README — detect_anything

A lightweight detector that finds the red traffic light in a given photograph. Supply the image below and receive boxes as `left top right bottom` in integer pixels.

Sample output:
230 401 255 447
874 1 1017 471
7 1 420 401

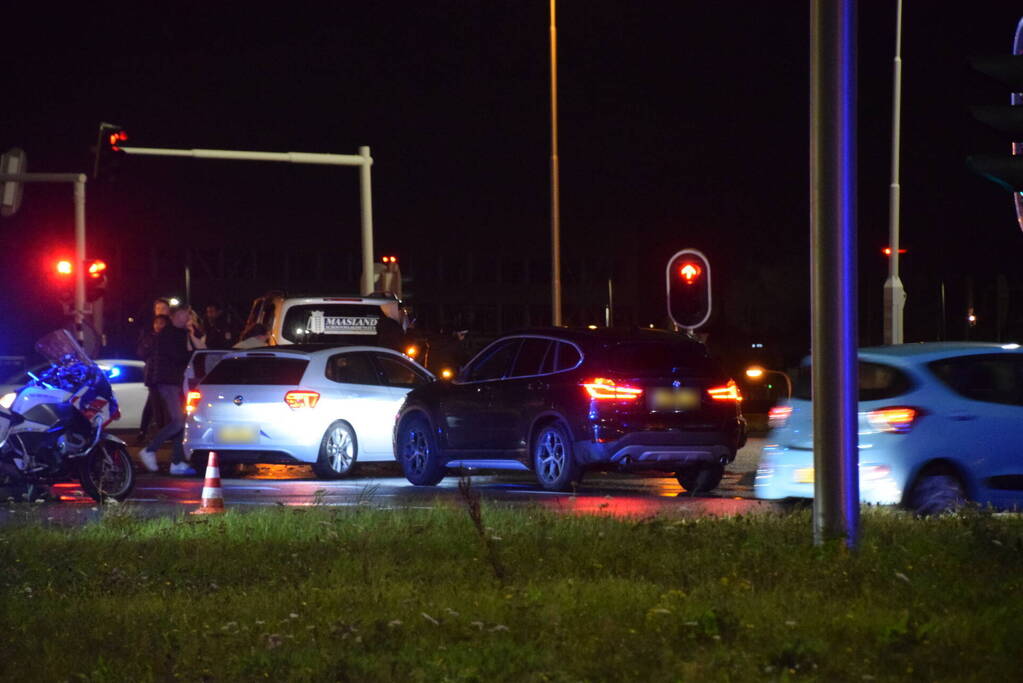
666 249 712 330
881 247 907 256
678 262 702 284
108 130 128 151
88 260 107 278
55 259 73 275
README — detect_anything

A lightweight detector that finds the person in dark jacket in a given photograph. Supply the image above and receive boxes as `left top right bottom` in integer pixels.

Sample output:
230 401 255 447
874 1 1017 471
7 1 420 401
136 315 171 443
202 303 235 349
375 301 407 352
135 299 172 443
138 309 197 475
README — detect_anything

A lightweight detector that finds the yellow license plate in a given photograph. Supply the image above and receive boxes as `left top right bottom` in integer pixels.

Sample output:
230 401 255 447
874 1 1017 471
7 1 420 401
650 387 700 411
795 467 815 484
216 425 259 444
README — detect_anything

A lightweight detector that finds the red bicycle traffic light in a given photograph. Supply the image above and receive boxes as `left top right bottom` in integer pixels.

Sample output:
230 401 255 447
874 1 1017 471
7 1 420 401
666 249 711 330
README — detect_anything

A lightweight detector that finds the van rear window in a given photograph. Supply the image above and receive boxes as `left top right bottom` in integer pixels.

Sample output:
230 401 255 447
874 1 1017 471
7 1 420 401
281 304 381 343
202 357 308 385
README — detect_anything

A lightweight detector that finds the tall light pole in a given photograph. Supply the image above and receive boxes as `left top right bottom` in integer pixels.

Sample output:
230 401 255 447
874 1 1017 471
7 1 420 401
549 0 563 326
883 0 906 344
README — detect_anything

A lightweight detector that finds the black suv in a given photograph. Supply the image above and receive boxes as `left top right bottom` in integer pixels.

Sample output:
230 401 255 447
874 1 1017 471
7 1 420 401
393 328 746 492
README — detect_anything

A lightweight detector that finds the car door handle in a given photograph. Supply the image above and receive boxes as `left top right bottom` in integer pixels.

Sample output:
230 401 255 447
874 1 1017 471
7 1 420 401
528 382 549 391
948 412 977 421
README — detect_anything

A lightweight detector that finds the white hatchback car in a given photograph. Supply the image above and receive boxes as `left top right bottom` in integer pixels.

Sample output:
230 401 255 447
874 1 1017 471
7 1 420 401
184 346 433 477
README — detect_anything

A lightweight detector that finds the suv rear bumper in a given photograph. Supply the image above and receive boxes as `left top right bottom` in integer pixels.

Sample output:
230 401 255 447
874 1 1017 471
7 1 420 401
575 428 741 471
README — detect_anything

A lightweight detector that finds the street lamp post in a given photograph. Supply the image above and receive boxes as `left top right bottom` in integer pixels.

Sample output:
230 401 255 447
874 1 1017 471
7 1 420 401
883 0 906 344
549 0 563 326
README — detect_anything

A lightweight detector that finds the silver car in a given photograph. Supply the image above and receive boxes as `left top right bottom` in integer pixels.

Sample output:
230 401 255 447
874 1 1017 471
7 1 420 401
184 346 433 477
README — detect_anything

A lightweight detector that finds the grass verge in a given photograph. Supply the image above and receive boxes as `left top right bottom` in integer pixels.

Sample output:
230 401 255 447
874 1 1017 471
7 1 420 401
1 502 1021 681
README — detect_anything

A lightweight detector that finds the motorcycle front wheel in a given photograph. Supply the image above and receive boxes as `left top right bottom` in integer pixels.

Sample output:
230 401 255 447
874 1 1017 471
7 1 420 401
77 440 135 503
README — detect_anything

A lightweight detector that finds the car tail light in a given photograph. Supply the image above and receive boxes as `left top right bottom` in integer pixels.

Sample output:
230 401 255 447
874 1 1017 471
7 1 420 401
708 379 741 402
768 404 793 429
284 390 320 409
581 377 644 401
185 391 202 415
867 406 919 433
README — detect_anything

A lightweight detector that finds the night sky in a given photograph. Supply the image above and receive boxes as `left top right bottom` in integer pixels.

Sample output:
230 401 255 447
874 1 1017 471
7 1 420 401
3 1 1023 360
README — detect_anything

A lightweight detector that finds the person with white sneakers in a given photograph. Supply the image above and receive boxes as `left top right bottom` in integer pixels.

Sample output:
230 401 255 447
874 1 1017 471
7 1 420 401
138 308 201 476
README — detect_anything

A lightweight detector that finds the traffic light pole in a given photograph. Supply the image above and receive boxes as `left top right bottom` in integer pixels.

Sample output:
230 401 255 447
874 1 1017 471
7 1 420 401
0 172 89 344
115 145 377 296
809 0 860 547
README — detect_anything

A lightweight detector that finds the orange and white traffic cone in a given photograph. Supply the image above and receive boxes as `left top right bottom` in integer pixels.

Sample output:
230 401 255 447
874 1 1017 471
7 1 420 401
191 451 226 515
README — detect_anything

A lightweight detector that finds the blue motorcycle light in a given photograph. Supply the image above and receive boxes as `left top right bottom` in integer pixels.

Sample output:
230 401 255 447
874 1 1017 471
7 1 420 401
104 366 122 379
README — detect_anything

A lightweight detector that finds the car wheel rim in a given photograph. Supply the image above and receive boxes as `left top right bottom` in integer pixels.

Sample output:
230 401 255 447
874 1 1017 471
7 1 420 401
536 430 565 484
326 426 354 473
914 474 965 514
405 428 429 475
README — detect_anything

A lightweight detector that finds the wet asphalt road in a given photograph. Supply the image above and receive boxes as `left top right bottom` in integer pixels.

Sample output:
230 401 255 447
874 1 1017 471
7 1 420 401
1 437 777 525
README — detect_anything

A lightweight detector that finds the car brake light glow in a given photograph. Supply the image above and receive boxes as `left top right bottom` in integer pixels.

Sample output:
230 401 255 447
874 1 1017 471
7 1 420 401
581 377 643 400
284 390 320 409
768 404 792 429
708 379 741 401
867 407 918 433
185 391 202 414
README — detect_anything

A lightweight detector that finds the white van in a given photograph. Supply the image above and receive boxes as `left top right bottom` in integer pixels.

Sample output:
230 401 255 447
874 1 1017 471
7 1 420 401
244 292 398 346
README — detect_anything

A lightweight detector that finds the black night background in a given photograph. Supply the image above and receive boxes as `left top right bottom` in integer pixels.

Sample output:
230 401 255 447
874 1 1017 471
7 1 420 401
4 1 1023 368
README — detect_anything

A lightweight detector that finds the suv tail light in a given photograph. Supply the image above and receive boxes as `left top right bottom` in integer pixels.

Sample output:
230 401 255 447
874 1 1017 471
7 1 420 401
581 377 644 401
185 391 202 415
768 404 793 429
867 406 919 433
284 390 320 409
707 379 741 402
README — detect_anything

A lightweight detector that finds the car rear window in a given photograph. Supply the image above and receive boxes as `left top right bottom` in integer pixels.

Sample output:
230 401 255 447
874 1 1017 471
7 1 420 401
928 354 1023 406
792 361 912 401
281 304 381 343
202 357 308 385
606 341 716 377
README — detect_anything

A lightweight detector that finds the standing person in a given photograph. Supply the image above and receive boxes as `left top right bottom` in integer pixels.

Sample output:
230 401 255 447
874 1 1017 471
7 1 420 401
375 301 407 352
202 302 235 349
138 308 201 475
135 298 173 444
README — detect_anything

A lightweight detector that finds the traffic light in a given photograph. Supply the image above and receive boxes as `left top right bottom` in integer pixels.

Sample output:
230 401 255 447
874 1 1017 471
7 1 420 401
92 122 128 181
374 256 402 297
86 259 107 302
966 20 1023 231
52 258 74 302
51 258 107 301
666 249 711 330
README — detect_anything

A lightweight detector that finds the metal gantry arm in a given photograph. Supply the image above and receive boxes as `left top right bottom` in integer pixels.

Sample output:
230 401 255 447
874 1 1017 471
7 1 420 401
117 145 377 296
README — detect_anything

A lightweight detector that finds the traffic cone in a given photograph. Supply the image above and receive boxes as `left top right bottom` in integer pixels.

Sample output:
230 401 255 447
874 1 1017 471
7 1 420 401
191 451 226 515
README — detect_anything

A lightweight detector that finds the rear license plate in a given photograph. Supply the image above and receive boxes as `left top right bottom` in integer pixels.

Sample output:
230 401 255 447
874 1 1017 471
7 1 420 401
794 467 814 484
649 387 700 412
216 424 259 444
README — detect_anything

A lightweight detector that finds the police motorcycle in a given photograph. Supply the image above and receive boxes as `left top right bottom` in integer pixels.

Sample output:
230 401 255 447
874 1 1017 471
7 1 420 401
0 330 135 502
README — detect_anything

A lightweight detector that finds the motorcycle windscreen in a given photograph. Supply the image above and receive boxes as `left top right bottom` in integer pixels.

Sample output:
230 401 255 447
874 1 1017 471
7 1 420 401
35 330 94 368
